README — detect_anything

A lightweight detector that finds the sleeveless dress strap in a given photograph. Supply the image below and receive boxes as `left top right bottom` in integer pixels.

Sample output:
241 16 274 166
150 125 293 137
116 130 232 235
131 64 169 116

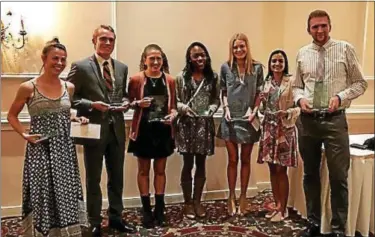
30 80 37 93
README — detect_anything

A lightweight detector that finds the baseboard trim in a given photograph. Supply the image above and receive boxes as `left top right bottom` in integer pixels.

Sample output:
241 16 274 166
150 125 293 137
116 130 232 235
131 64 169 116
1 182 271 217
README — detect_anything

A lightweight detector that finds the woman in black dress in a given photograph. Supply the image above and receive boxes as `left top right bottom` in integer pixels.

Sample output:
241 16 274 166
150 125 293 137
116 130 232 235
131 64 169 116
128 44 177 228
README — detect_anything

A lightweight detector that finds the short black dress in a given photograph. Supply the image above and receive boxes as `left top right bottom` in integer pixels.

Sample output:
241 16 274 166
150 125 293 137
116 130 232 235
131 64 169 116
128 74 175 159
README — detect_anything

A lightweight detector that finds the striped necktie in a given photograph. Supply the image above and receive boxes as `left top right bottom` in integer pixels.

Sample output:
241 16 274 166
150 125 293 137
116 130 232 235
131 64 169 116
313 47 328 108
103 61 113 91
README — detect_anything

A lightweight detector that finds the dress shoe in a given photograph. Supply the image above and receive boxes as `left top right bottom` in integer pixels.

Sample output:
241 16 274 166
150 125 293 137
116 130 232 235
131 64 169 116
108 219 136 234
299 225 320 237
331 232 346 237
91 225 101 237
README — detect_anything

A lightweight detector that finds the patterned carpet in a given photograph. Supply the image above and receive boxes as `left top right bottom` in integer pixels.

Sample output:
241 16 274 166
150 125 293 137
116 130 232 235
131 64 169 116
0 189 312 237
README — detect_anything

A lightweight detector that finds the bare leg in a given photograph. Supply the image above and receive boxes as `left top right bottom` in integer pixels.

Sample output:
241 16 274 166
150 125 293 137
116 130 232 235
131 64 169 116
275 165 289 216
137 158 151 196
225 141 239 195
269 163 281 210
153 158 167 194
239 143 254 196
225 141 239 215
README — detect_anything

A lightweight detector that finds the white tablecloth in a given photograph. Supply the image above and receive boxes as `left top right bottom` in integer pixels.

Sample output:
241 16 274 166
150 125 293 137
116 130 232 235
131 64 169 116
288 134 374 237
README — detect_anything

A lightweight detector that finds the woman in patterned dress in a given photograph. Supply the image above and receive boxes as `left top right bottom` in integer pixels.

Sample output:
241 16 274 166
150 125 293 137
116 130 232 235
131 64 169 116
217 33 264 216
127 44 177 228
257 49 300 222
7 38 89 236
175 42 220 219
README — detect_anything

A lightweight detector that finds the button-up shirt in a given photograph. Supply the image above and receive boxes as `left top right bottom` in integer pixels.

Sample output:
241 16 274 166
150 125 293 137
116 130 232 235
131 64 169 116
293 38 367 109
95 53 115 82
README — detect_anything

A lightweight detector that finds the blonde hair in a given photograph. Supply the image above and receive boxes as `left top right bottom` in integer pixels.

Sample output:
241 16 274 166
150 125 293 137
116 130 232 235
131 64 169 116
227 33 258 75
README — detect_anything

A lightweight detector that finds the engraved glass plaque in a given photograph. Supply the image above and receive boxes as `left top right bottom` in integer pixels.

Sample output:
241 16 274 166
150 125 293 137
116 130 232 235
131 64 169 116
191 96 210 116
148 95 167 122
229 100 246 118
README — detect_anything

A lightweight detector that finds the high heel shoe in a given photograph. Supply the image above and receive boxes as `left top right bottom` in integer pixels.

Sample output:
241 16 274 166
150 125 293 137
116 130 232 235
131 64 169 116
270 211 285 222
237 194 250 215
227 194 236 216
284 208 289 218
265 210 278 219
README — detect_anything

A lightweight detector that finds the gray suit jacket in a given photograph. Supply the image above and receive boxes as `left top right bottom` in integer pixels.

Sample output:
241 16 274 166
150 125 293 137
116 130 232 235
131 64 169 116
66 55 129 146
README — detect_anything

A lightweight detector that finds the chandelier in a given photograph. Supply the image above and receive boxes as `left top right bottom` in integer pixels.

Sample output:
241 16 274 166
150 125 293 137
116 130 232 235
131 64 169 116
1 11 28 49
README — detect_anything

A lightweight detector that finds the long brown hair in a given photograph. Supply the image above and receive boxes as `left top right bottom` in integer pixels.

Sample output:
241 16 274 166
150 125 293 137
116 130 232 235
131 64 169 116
227 33 259 75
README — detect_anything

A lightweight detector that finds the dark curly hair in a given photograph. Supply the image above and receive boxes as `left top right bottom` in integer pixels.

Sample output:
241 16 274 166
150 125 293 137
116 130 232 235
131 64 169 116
182 41 214 84
266 49 290 80
139 44 169 73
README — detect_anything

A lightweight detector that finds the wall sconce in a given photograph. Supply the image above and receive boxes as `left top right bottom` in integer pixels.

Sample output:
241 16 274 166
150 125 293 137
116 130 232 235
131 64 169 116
1 11 28 49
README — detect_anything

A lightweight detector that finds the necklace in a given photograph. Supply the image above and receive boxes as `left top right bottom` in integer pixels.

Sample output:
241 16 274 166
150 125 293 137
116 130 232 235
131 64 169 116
149 77 158 87
237 65 246 85
239 73 245 84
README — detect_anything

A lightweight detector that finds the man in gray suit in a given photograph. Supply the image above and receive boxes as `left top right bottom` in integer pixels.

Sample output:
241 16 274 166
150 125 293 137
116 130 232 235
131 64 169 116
67 25 136 236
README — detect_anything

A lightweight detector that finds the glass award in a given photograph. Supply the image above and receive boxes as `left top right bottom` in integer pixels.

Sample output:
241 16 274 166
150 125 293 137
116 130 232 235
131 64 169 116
148 95 167 122
191 96 210 117
229 100 246 120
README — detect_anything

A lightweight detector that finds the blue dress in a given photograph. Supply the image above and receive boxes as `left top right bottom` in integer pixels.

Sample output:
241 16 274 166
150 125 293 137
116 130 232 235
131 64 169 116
216 62 264 144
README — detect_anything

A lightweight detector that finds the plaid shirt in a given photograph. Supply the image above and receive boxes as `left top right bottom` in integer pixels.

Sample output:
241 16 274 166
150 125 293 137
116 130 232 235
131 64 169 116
293 39 368 109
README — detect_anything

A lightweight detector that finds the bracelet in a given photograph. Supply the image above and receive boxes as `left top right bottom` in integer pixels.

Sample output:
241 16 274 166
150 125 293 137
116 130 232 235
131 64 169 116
223 105 228 109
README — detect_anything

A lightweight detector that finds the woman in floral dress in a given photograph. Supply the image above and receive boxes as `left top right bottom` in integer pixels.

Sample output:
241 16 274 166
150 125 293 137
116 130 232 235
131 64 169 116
7 38 88 236
257 49 300 222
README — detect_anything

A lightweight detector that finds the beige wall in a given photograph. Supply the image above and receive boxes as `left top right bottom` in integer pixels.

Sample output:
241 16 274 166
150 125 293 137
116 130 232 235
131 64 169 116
1 2 373 112
363 2 374 76
116 2 370 77
1 2 374 216
0 2 373 78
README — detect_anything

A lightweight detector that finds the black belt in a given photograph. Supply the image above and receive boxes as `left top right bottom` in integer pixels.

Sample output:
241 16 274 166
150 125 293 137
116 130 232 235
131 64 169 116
301 109 345 119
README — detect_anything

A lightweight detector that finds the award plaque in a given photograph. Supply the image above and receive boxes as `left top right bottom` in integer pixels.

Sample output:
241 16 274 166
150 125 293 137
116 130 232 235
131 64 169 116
148 95 167 122
190 96 210 117
228 100 246 118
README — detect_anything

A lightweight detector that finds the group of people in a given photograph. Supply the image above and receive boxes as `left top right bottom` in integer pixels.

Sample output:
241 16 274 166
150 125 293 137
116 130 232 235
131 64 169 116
7 9 367 237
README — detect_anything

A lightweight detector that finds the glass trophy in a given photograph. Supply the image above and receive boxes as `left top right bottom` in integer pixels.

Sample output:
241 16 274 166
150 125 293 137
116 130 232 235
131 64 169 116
148 95 167 122
228 100 247 122
191 97 210 117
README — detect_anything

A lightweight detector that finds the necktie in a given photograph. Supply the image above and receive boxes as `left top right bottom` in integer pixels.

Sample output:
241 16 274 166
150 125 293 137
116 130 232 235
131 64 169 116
313 47 328 108
103 61 113 91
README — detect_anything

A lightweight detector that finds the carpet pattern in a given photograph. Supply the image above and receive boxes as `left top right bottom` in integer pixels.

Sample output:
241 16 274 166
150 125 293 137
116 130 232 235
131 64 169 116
1 189 310 237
